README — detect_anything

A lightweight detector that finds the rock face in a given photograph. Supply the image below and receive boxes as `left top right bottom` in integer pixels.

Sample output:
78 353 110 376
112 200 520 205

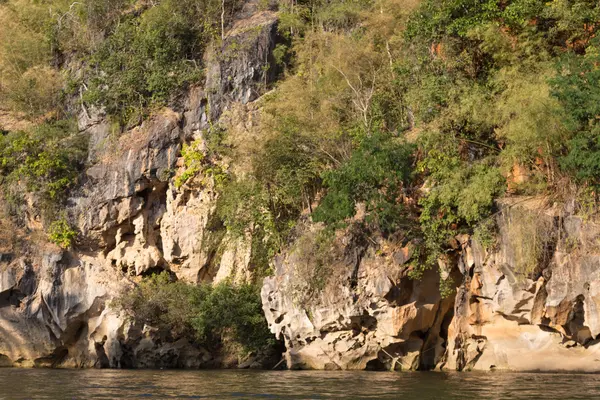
262 223 454 371
4 2 600 373
263 198 600 372
443 198 600 372
0 4 280 368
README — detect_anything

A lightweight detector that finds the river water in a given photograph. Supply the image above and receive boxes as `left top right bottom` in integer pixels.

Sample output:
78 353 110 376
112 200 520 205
0 369 599 399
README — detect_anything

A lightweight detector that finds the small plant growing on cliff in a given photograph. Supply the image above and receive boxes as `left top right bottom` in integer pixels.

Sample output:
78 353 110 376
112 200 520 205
216 178 286 277
175 139 229 189
0 120 87 221
289 227 336 305
473 219 498 251
175 140 205 188
48 217 77 248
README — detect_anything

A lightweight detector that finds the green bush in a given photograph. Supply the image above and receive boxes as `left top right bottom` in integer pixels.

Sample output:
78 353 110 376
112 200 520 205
405 0 501 40
404 0 587 42
48 217 78 248
216 178 285 277
313 132 415 233
84 10 200 124
254 121 325 222
192 282 276 353
560 127 600 186
114 272 202 338
84 0 243 124
551 38 600 186
115 273 275 353
0 120 87 219
416 131 505 272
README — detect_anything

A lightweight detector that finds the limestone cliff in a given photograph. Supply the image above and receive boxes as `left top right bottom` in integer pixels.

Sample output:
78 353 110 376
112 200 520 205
0 3 280 368
3 1 600 374
263 198 600 371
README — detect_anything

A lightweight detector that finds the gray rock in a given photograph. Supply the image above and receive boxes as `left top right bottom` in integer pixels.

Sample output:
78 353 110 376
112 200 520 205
0 5 281 369
262 223 452 370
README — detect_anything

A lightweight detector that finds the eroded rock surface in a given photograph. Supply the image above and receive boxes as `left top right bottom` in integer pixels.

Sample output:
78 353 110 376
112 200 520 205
263 198 600 372
0 3 280 369
444 198 600 372
262 223 454 370
4 1 600 374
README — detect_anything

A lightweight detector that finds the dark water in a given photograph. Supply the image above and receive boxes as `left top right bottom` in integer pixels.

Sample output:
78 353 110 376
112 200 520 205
0 369 599 399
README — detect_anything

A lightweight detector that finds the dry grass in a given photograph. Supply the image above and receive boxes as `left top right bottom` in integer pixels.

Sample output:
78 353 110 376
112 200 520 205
501 204 554 277
0 194 18 254
0 109 34 132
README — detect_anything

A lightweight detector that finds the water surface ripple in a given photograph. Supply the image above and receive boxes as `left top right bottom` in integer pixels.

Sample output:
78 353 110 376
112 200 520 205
0 369 598 399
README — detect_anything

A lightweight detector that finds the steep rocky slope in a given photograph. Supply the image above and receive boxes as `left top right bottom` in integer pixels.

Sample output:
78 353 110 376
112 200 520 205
263 198 600 371
0 3 280 368
3 0 600 373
